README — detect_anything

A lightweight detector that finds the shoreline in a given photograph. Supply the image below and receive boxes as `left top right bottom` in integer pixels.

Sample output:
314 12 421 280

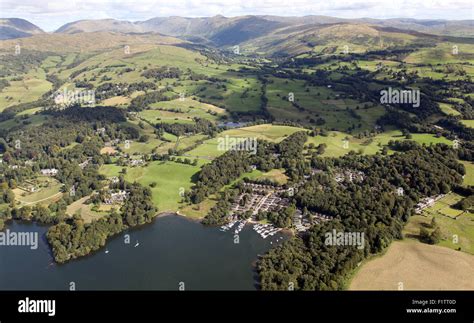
172 210 203 223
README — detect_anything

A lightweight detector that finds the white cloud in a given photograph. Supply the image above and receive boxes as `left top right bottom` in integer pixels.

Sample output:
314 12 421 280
0 0 472 31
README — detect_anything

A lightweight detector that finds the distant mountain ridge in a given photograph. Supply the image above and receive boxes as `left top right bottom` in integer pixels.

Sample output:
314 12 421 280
1 15 472 49
0 18 44 40
55 19 142 34
55 15 288 46
53 15 474 42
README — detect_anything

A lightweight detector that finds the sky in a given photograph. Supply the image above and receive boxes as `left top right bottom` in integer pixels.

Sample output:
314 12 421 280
0 0 473 32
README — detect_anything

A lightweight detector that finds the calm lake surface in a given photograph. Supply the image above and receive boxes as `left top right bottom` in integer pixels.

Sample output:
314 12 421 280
0 215 287 290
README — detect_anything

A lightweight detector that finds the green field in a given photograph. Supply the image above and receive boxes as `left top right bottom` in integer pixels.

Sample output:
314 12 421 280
119 132 209 156
145 98 226 124
0 69 52 111
179 197 218 219
101 161 200 212
461 120 474 129
140 109 196 125
404 210 474 255
460 161 474 186
185 125 454 160
119 137 168 154
193 76 262 113
13 177 63 206
0 114 48 131
436 212 474 254
99 164 124 177
186 124 305 159
404 42 474 65
420 193 465 219
17 107 43 116
116 120 169 154
439 102 461 116
305 130 453 157
66 195 109 223
257 169 288 185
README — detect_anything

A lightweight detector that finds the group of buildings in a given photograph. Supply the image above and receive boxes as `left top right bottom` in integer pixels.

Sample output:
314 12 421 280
230 183 292 216
228 181 333 235
414 195 445 214
334 169 365 184
103 190 129 205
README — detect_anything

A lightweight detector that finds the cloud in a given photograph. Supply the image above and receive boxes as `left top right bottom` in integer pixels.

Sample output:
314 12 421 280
1 0 472 31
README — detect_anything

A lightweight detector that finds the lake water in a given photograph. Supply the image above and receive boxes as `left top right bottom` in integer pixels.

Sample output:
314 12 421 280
0 215 287 290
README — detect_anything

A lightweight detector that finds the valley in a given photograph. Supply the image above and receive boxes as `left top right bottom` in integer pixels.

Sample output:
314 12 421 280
0 12 473 292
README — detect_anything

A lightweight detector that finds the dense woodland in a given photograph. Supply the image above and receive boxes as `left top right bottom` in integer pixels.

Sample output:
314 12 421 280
47 181 156 263
258 145 464 290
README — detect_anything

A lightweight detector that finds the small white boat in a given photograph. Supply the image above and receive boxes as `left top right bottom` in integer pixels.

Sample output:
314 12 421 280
134 241 140 247
105 249 109 254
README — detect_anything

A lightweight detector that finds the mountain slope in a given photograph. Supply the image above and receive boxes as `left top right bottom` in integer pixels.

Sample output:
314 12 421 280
263 16 474 38
55 19 142 34
51 15 474 52
139 15 286 45
240 22 474 56
0 31 184 53
56 16 287 46
0 18 44 40
364 18 474 38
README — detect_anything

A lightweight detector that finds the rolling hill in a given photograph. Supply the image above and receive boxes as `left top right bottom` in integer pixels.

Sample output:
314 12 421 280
241 22 474 56
0 31 184 53
241 23 420 56
0 18 44 40
263 16 474 38
55 19 142 34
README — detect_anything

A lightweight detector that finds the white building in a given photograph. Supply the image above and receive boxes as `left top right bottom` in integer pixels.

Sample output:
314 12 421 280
40 168 59 176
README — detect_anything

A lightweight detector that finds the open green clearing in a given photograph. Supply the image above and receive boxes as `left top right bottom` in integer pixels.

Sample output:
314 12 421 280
0 114 48 131
305 130 453 157
185 125 453 160
66 195 110 223
438 102 461 116
422 193 465 219
0 69 52 111
461 120 474 129
460 161 474 186
186 124 305 159
100 161 200 213
141 98 226 124
404 210 474 255
13 177 63 206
